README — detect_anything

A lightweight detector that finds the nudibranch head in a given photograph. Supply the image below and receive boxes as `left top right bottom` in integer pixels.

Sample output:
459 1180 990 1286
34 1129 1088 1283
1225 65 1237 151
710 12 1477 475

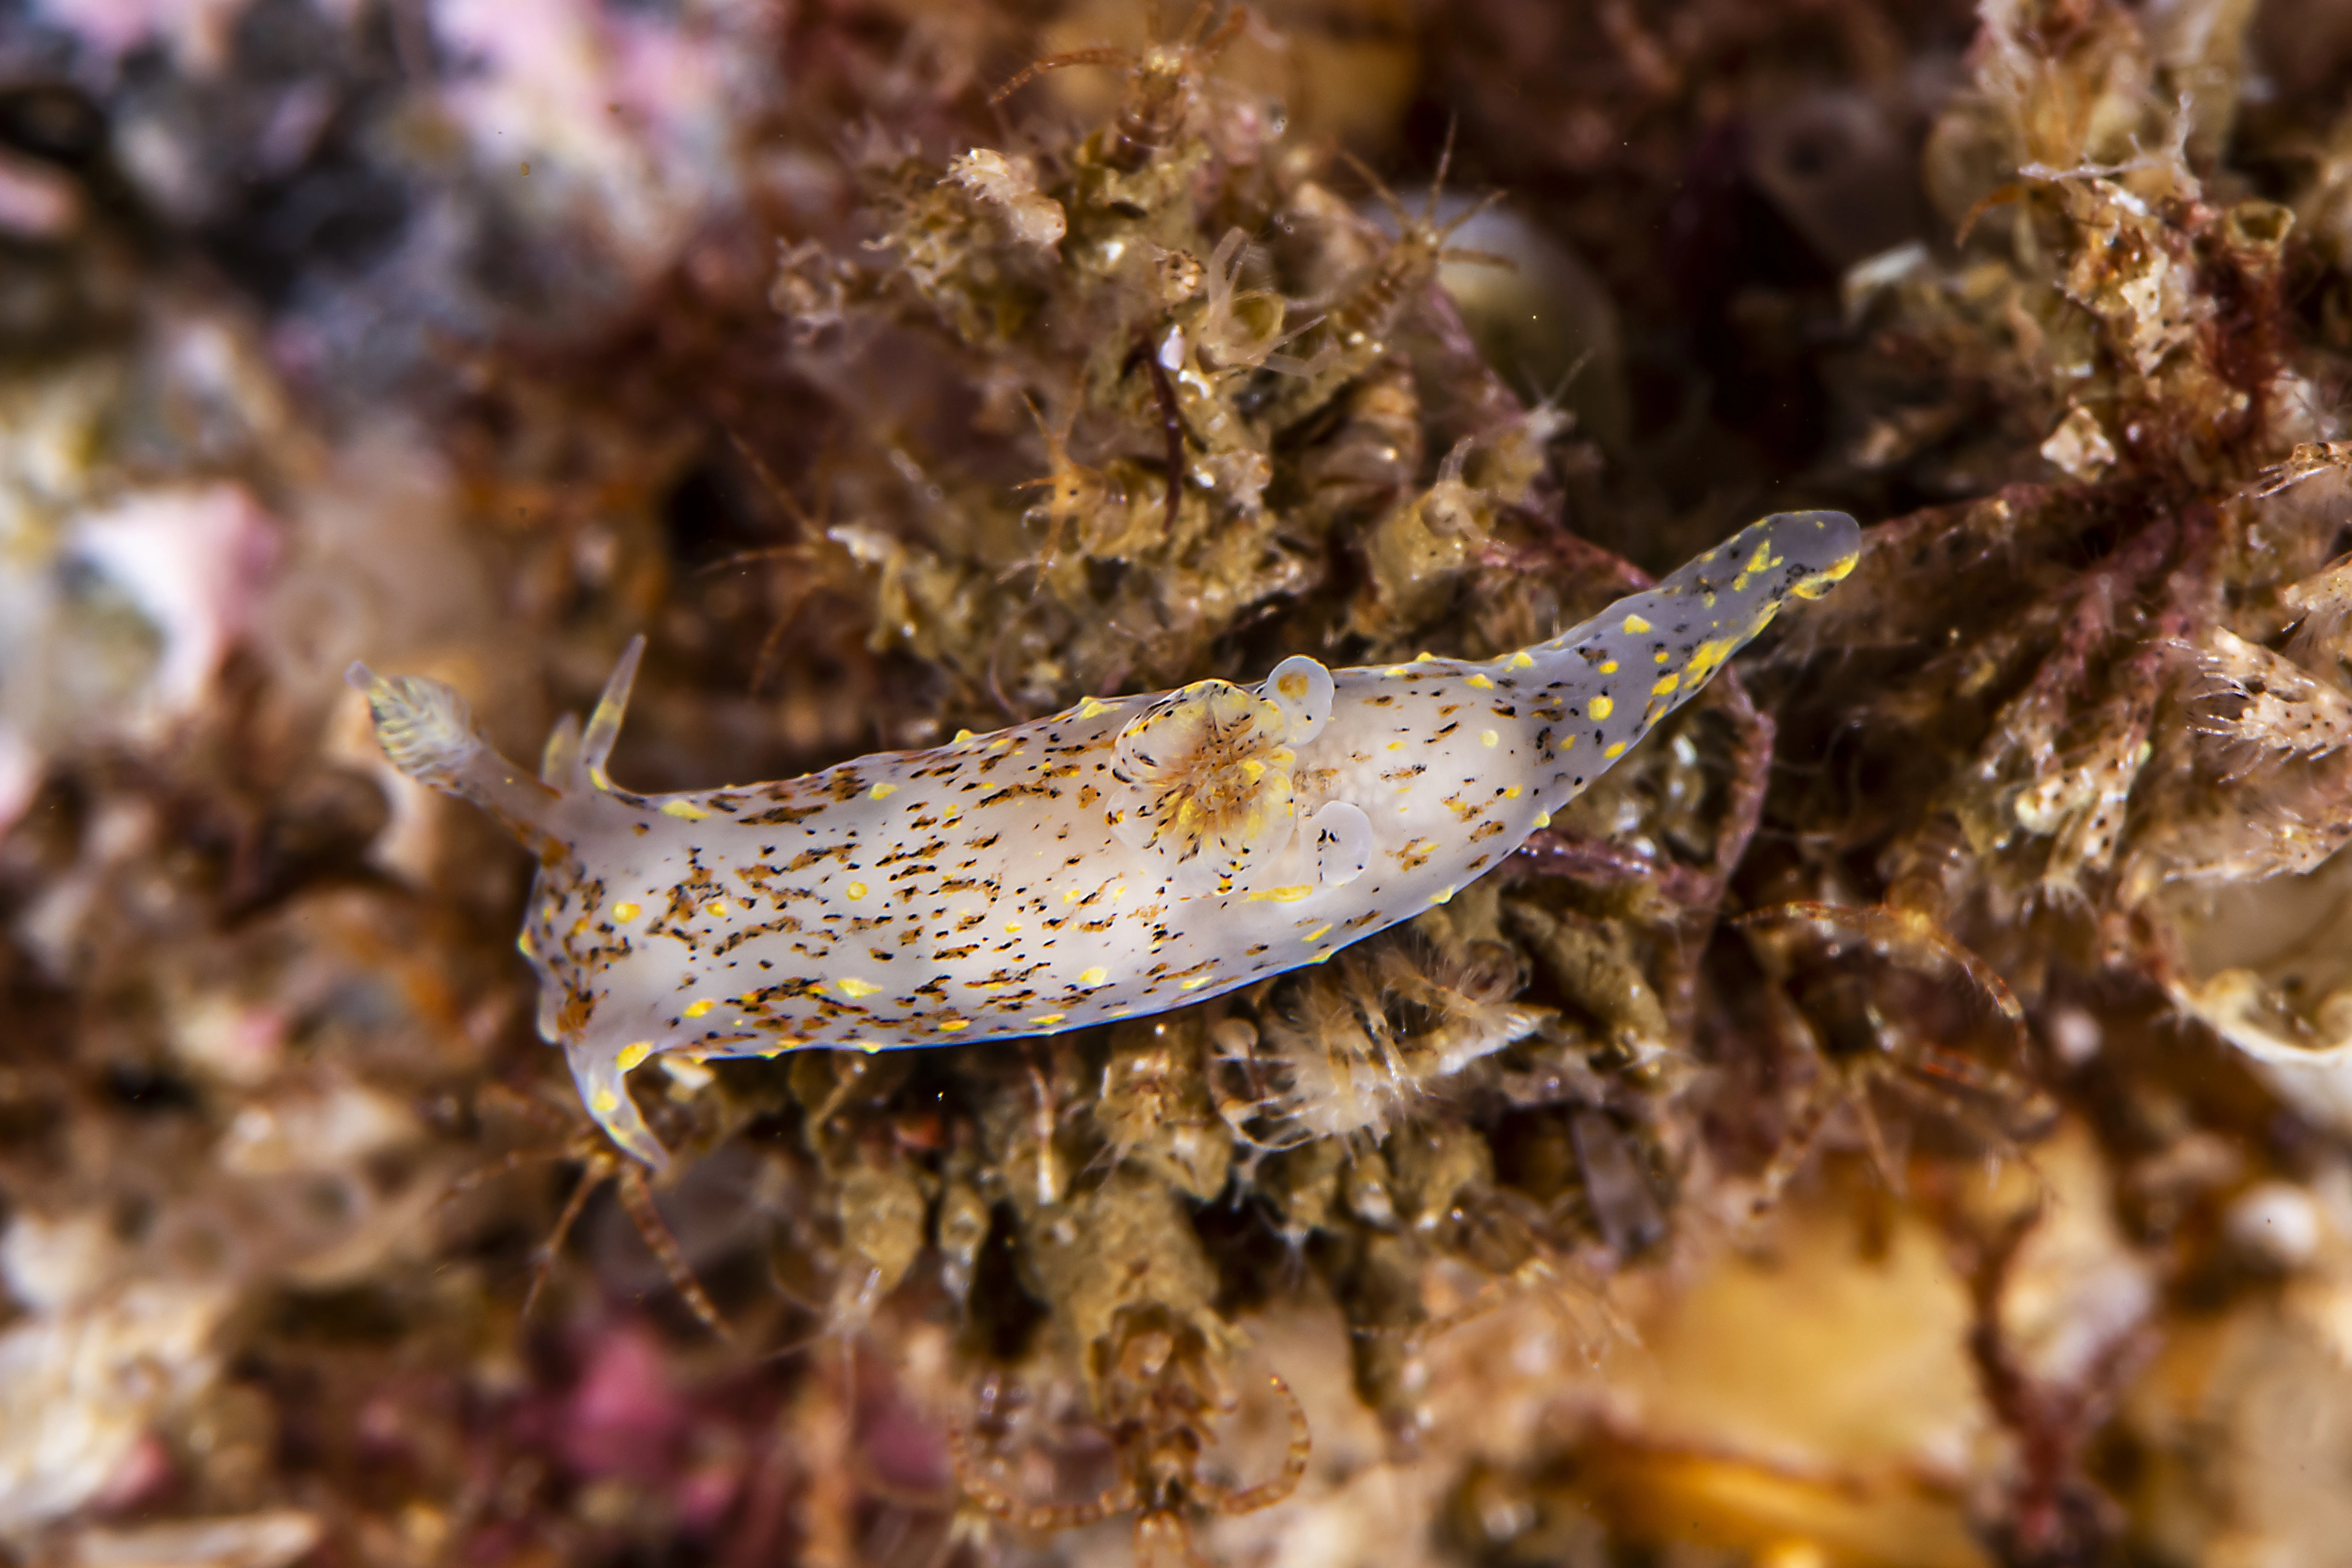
1109 655 1332 896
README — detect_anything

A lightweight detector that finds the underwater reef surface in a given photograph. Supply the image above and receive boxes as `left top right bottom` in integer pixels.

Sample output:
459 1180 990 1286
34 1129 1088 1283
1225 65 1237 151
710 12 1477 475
7 0 2352 1564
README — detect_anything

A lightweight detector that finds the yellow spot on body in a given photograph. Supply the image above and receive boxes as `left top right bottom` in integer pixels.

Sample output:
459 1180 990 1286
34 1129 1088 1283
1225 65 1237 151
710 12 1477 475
589 764 614 792
592 1088 620 1115
1623 613 1652 634
1590 696 1615 720
857 1039 883 1055
516 930 537 958
1532 810 1551 828
1247 885 1315 903
1077 698 1112 719
1032 1013 1066 1026
1465 673 1495 689
835 976 882 999
1388 740 1404 750
1686 636 1739 683
1508 650 1535 669
617 1042 653 1072
846 881 868 900
1180 976 1214 990
684 999 715 1019
870 781 898 799
1004 919 1024 933
1481 729 1499 748
1303 923 1334 943
1655 649 1671 663
661 799 710 821
1415 651 1436 662
1063 888 1082 904
953 728 975 743
1732 573 1749 593
705 900 728 918
1505 785 1522 799
1385 665 1411 676
938 1019 970 1033
1277 672 1309 699
1431 886 1456 905
1746 542 1782 574
987 736 1012 752
1241 759 1266 781
1605 741 1627 758
1793 553 1858 598
1599 661 1618 673
1652 673 1680 694
612 901 641 921
1079 967 1109 986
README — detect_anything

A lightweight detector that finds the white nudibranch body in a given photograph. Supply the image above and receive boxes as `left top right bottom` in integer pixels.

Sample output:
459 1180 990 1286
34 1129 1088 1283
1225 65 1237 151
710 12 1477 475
351 510 1860 1165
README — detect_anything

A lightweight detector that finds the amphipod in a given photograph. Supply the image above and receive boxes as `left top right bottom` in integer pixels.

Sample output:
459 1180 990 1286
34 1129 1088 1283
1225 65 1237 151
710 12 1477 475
353 509 1860 1164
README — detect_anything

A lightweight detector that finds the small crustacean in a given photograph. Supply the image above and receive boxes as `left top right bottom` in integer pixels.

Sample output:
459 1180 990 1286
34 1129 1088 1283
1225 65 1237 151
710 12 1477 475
439 1082 733 1338
1324 150 1507 355
1734 901 2056 1214
349 509 1860 1165
1260 128 1512 430
1014 394 1124 570
2247 439 2352 499
950 1308 1309 1567
989 1 1248 173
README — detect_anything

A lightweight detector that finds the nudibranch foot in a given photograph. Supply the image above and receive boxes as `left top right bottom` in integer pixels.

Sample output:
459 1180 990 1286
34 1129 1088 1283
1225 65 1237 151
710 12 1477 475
567 1038 671 1171
353 508 1862 1164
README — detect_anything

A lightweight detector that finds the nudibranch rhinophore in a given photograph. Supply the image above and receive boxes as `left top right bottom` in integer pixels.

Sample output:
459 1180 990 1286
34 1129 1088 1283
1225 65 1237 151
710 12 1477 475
351 509 1860 1164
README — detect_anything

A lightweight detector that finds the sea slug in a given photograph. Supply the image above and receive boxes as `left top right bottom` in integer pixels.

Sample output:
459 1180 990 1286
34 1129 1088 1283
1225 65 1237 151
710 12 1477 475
351 509 1861 1164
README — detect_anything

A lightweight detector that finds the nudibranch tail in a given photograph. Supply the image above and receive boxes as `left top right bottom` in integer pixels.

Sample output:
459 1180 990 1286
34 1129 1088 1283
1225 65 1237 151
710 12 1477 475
1518 508 1861 764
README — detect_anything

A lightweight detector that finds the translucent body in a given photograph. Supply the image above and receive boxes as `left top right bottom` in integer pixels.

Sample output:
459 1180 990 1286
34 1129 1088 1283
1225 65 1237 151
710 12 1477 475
352 510 1860 1164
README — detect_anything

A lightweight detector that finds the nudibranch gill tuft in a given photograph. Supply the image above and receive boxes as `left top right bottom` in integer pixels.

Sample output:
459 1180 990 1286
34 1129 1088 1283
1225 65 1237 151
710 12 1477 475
350 509 1861 1165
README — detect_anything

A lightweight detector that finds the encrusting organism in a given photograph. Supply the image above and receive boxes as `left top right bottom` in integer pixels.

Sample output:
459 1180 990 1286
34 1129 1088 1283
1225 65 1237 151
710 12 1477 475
350 510 1860 1165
